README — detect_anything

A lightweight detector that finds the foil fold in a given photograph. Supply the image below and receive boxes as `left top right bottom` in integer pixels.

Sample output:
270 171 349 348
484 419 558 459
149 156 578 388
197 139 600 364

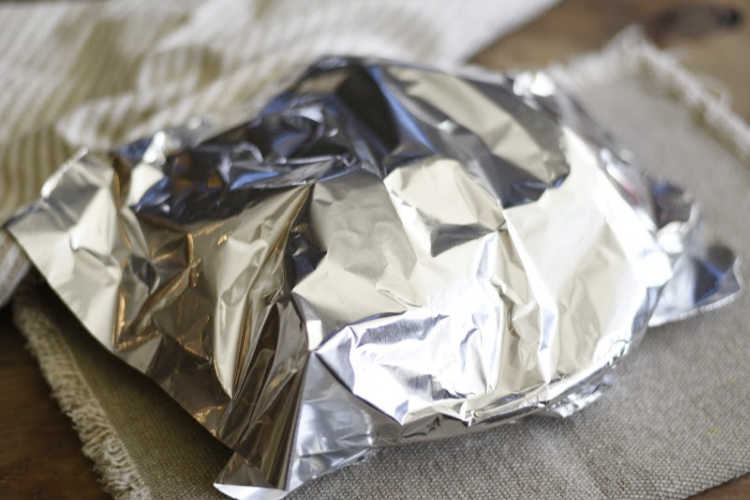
7 57 740 499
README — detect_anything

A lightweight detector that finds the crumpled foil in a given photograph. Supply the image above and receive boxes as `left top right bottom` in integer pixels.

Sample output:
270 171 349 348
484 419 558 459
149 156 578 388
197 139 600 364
7 57 741 499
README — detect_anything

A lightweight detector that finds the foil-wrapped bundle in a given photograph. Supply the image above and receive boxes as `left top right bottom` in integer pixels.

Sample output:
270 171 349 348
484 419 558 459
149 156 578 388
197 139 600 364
7 57 740 499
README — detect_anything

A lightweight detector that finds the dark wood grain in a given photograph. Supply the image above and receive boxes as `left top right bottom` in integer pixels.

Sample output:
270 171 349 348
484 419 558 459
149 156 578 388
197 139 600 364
1 1 748 499
0 305 108 500
474 0 750 122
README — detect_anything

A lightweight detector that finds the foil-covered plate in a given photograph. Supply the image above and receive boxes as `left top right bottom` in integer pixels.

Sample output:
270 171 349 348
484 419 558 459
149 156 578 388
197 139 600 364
7 57 740 499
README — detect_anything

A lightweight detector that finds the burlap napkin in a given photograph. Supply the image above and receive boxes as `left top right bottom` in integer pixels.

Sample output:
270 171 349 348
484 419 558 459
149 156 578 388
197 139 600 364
12 31 750 500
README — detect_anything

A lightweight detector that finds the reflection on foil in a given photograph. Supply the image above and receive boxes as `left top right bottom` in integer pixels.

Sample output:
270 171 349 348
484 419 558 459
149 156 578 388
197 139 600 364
7 57 740 499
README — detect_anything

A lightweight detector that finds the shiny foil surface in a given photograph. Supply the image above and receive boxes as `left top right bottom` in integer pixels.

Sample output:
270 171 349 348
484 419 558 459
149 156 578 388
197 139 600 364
8 57 741 499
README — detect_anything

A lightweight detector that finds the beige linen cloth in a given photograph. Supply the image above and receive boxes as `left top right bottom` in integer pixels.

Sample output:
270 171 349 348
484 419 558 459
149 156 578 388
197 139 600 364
3 3 750 499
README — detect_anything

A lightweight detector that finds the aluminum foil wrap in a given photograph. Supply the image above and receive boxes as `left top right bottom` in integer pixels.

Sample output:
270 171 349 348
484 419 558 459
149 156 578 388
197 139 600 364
7 57 741 499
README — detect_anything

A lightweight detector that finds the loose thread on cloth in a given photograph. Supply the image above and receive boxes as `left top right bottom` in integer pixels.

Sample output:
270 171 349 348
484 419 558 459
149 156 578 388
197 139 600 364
12 289 152 500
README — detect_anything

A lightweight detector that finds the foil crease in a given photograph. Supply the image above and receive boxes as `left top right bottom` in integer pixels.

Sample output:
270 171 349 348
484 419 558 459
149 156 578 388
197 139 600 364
7 57 741 499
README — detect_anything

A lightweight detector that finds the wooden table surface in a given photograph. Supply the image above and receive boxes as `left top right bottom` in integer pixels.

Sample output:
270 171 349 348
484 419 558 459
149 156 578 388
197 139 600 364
475 0 750 123
1 1 749 499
